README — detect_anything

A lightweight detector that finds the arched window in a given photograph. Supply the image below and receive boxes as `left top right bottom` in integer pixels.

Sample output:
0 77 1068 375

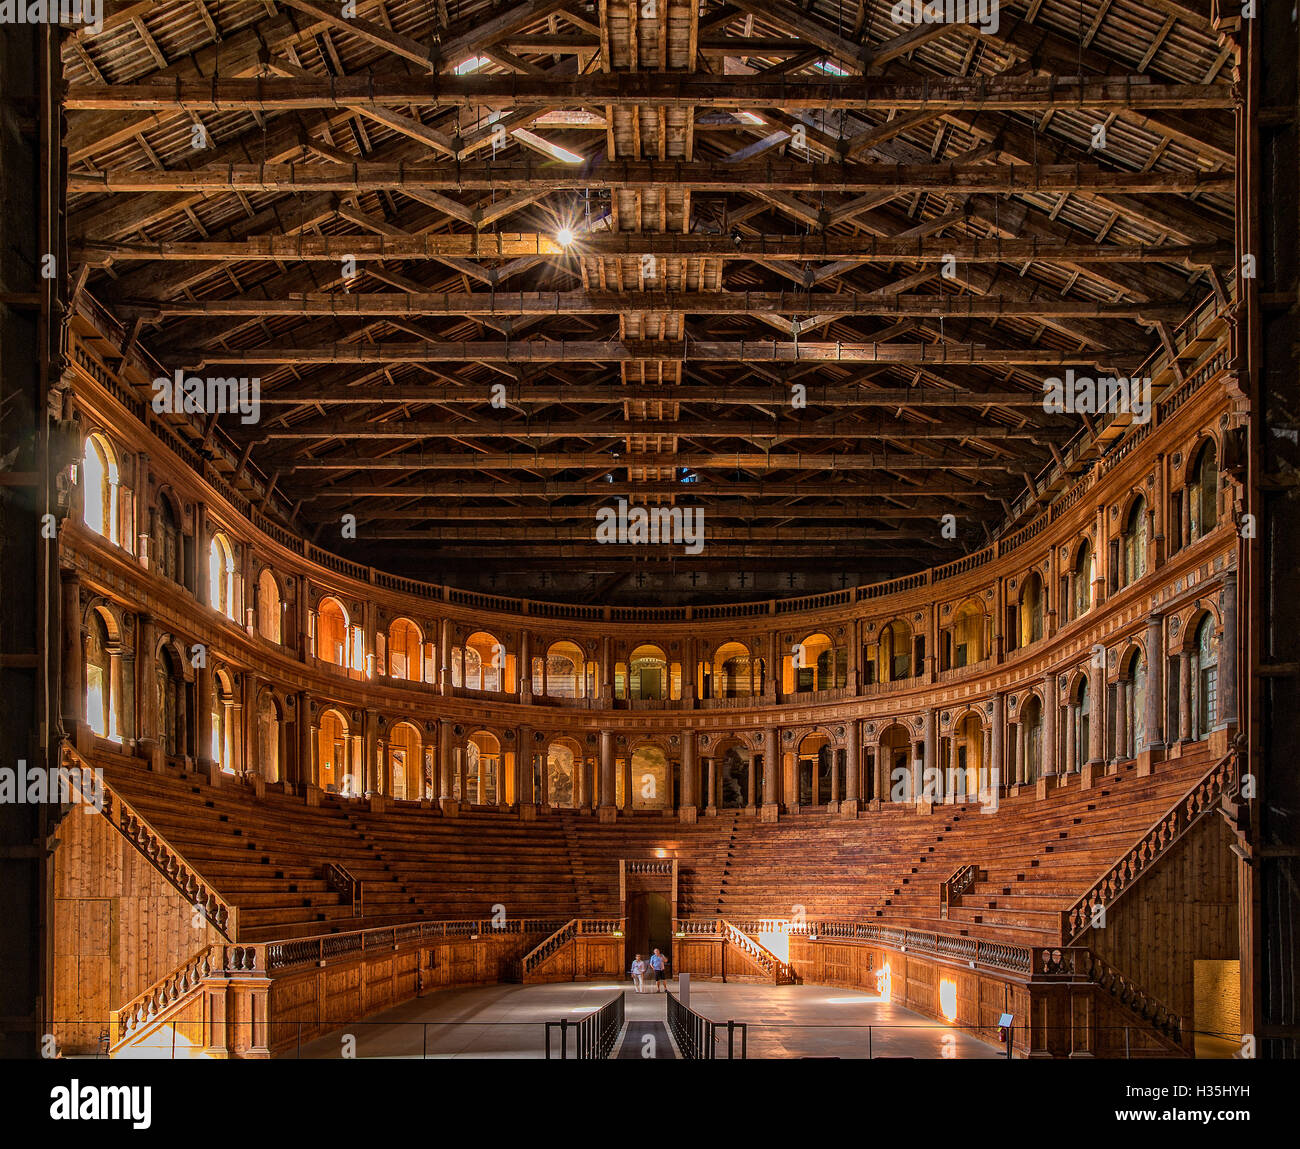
789 633 837 693
466 731 501 804
719 744 751 808
317 597 350 667
628 644 670 701
874 619 912 683
317 709 350 794
157 644 187 758
948 600 986 668
713 641 756 698
463 632 509 692
1021 696 1042 784
1195 615 1219 737
879 724 912 802
387 618 423 681
796 733 833 807
1018 572 1044 647
627 744 669 809
85 609 116 740
1121 497 1148 587
1072 541 1094 620
256 691 281 783
257 569 282 643
208 532 237 620
1119 649 1146 759
155 494 182 586
546 740 580 807
954 714 983 797
543 641 585 699
212 670 235 773
1190 442 1219 541
387 723 422 800
82 434 119 544
1074 678 1091 770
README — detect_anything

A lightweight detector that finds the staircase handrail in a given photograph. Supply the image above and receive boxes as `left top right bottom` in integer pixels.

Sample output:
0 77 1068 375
111 941 265 1051
939 863 981 919
323 861 363 917
1061 752 1238 943
63 743 238 938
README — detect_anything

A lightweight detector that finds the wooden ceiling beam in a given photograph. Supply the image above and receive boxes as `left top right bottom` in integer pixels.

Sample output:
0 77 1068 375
253 416 1071 440
261 450 1027 472
63 75 1235 113
253 382 1050 407
68 159 1231 196
76 232 1226 266
196 339 1140 368
122 289 1190 322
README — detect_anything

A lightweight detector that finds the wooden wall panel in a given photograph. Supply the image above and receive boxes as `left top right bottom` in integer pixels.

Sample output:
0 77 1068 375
52 809 222 1054
1088 813 1237 1025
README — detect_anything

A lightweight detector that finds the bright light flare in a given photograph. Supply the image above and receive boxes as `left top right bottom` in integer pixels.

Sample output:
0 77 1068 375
939 978 958 1023
556 227 576 247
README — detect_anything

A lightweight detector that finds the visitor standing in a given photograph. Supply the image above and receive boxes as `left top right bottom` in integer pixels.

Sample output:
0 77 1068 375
649 948 668 992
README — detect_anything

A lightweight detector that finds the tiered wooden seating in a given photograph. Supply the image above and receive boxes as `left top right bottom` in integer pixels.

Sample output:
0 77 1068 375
100 750 1216 952
866 757 1213 946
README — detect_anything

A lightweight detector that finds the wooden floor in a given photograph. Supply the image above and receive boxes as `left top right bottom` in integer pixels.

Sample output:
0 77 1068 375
286 981 1004 1060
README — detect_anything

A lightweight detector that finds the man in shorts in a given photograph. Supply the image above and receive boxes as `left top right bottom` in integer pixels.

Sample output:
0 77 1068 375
649 948 668 992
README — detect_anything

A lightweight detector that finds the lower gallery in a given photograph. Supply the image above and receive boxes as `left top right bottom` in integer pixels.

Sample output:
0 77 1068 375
0 0 1294 1086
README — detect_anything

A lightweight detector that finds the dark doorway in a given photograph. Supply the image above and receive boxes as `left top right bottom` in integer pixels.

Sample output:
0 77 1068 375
626 892 673 969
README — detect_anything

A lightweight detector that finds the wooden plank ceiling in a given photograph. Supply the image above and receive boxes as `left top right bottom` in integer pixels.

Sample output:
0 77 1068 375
64 0 1240 598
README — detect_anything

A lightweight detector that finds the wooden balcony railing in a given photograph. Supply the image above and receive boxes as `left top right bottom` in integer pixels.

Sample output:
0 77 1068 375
521 918 624 977
266 917 568 974
1032 946 1186 1051
678 916 1035 977
111 941 265 1051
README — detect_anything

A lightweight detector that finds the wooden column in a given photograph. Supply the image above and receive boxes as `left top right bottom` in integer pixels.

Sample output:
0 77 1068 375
762 726 779 820
438 618 451 697
195 501 212 605
195 660 214 770
296 693 312 786
991 692 1005 790
519 630 531 703
438 721 453 803
705 755 716 814
517 724 534 808
921 707 936 802
1221 571 1238 725
1179 650 1193 741
844 721 860 812
1088 663 1106 766
60 570 82 731
1043 673 1059 776
1145 613 1165 750
680 732 697 823
599 729 615 812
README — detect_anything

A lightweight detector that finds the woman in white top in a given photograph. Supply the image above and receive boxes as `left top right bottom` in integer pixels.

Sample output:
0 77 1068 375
630 954 647 993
